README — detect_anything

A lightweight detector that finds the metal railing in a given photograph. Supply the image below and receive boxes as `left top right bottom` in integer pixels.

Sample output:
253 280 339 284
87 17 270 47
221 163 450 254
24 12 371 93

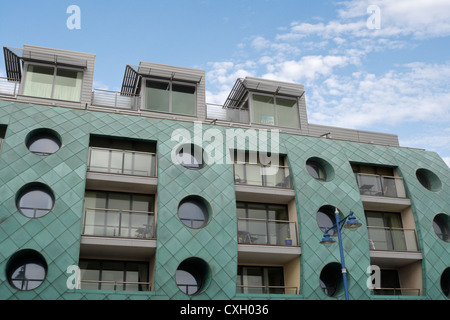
237 285 298 295
234 163 292 188
371 288 421 296
367 226 419 252
355 173 406 198
237 218 298 246
88 147 156 177
91 89 140 110
0 77 20 96
80 279 151 292
206 103 250 124
82 207 155 239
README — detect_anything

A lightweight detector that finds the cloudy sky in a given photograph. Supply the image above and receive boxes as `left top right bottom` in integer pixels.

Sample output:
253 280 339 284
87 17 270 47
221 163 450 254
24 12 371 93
1 0 449 166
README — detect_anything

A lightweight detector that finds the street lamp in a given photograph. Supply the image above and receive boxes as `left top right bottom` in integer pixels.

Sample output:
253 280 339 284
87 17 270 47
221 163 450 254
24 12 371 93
320 208 362 300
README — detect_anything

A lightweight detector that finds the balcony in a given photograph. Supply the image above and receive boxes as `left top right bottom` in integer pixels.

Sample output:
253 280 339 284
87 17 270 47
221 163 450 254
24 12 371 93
206 103 249 124
91 89 140 110
79 279 152 292
237 285 298 295
234 163 292 189
82 207 155 239
238 218 298 246
0 77 20 97
368 226 419 252
88 147 156 177
355 173 406 198
370 288 421 296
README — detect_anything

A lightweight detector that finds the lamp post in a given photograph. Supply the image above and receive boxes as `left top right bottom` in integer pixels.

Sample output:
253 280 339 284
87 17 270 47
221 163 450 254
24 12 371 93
320 208 362 300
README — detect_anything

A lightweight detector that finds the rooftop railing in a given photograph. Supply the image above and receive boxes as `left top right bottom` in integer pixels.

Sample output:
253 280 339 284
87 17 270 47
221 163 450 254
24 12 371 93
355 173 406 198
206 103 250 124
88 147 157 177
367 226 419 252
91 89 140 110
0 77 20 97
234 163 292 189
82 207 155 239
238 217 298 246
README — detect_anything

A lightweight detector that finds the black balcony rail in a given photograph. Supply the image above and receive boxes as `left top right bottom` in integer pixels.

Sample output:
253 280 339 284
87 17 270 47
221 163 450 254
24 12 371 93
88 147 156 177
237 217 298 246
82 207 155 239
355 173 406 198
234 163 292 188
237 285 298 295
367 226 419 252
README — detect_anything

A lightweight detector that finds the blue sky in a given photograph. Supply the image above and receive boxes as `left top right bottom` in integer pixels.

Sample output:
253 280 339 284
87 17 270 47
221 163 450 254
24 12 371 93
1 0 449 166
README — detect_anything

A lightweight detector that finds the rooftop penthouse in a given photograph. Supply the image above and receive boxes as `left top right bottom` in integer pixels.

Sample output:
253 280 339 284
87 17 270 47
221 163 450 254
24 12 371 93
1 44 399 147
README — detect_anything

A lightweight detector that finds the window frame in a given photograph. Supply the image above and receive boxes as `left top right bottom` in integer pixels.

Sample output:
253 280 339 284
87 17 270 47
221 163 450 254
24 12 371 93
142 77 197 116
20 62 84 102
249 92 300 129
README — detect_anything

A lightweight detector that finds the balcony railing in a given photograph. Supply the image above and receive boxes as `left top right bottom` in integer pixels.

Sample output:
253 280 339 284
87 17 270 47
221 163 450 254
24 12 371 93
0 77 20 96
355 173 406 198
79 279 151 292
237 285 298 295
237 218 298 246
88 147 156 177
371 288 421 296
234 163 292 188
206 103 250 124
82 208 155 239
91 89 140 110
367 226 419 252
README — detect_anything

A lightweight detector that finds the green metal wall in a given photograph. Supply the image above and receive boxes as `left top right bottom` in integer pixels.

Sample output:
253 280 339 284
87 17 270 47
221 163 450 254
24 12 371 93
0 100 448 300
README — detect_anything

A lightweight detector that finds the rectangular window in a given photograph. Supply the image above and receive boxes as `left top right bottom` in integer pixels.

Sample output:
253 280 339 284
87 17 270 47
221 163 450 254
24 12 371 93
252 94 299 128
22 64 83 102
144 79 196 116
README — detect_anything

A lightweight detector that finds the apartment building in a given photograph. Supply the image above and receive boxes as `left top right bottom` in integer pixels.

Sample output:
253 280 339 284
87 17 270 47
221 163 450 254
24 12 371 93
0 45 449 300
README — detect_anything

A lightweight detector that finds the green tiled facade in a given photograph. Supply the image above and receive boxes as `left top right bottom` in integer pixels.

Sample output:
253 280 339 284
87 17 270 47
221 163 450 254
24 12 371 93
0 100 449 300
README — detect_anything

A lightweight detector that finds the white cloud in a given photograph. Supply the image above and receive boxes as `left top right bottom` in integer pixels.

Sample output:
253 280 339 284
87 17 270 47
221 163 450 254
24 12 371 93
443 157 450 168
262 55 350 83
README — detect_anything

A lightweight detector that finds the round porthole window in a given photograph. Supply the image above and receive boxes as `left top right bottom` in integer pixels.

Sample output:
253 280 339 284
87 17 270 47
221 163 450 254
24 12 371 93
319 262 344 297
176 257 211 295
6 249 48 291
433 213 450 242
178 196 211 229
416 168 442 192
16 183 55 218
176 144 205 170
306 157 335 182
316 205 341 236
441 268 450 299
26 128 61 156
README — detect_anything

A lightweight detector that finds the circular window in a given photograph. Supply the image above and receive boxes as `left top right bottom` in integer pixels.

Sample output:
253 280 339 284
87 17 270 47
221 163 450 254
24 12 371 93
319 262 344 297
306 157 334 181
433 213 450 242
176 257 211 295
16 183 55 218
176 144 205 170
6 249 47 291
178 196 211 229
317 205 341 236
441 268 450 299
26 129 61 156
416 168 442 192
